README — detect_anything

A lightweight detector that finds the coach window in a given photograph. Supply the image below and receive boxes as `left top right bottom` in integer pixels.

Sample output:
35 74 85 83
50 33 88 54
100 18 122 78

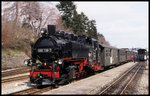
91 41 93 47
110 49 112 57
106 53 107 56
72 35 74 41
98 46 101 52
88 39 92 46
74 36 77 41
65 34 68 40
78 36 81 42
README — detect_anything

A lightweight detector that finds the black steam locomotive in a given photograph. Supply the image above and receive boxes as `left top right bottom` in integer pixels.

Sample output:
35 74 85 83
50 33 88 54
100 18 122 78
24 25 135 86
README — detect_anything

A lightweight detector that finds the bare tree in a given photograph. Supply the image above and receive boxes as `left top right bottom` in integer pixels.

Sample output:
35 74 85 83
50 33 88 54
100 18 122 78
39 2 73 32
2 1 68 56
20 2 42 40
20 2 63 40
40 4 58 28
55 15 73 32
98 33 110 46
2 2 19 25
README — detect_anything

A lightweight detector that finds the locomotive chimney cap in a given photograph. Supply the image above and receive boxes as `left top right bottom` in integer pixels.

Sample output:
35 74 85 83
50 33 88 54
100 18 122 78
47 25 56 36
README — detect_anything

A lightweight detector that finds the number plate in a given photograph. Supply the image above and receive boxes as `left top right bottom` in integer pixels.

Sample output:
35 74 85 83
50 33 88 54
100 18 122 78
37 48 52 53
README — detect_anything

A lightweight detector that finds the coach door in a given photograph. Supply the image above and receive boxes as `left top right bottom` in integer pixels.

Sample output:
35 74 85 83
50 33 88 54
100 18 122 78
95 41 100 63
105 48 110 66
110 49 113 64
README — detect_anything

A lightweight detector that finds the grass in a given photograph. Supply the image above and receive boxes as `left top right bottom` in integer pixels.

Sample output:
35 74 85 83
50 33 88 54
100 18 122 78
2 49 25 56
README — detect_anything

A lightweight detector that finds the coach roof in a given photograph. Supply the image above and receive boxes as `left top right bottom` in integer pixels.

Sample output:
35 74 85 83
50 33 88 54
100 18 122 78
99 43 118 49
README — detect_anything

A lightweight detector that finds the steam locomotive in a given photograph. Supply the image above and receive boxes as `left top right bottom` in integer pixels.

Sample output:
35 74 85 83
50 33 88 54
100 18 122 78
24 25 136 86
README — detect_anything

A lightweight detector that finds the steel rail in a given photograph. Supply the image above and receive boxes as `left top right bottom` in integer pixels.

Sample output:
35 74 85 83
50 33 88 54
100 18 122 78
9 86 53 95
29 87 53 95
2 67 30 77
120 64 142 94
98 63 140 95
2 75 29 83
9 88 37 95
86 63 138 94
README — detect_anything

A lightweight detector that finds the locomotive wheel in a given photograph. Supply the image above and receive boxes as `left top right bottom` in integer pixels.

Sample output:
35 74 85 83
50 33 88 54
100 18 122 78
67 68 75 82
58 74 68 85
30 76 35 83
59 66 76 84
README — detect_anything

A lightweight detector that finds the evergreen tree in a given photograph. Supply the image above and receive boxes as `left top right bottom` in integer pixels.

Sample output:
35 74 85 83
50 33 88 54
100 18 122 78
56 1 98 39
56 1 76 28
87 20 98 39
80 12 89 35
72 10 84 35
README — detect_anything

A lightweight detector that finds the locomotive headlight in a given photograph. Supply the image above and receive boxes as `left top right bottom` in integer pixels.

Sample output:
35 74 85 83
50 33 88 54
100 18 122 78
58 59 63 65
54 60 58 63
40 28 47 34
44 63 47 66
24 59 30 66
41 30 45 34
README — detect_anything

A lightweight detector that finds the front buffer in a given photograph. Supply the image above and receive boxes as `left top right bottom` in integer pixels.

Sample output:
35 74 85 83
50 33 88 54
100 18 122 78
28 68 61 87
27 58 76 87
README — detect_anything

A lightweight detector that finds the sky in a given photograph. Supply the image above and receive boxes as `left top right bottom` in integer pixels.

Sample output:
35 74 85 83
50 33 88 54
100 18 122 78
52 1 148 49
74 2 148 49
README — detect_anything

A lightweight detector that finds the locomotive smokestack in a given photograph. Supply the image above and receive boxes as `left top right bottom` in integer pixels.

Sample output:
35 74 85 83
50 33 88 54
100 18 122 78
47 25 56 35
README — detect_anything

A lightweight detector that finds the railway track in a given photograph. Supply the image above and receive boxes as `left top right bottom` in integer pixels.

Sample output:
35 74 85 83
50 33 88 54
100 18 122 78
97 62 143 95
8 78 77 95
2 74 29 83
122 61 147 94
2 67 30 77
9 85 59 95
9 87 52 95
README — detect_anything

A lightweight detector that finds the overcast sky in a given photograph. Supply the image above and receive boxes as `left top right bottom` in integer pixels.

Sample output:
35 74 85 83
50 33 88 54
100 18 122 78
72 2 148 49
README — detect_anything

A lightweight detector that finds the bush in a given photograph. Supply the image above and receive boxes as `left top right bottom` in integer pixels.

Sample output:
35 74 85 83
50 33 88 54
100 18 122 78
2 22 33 57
